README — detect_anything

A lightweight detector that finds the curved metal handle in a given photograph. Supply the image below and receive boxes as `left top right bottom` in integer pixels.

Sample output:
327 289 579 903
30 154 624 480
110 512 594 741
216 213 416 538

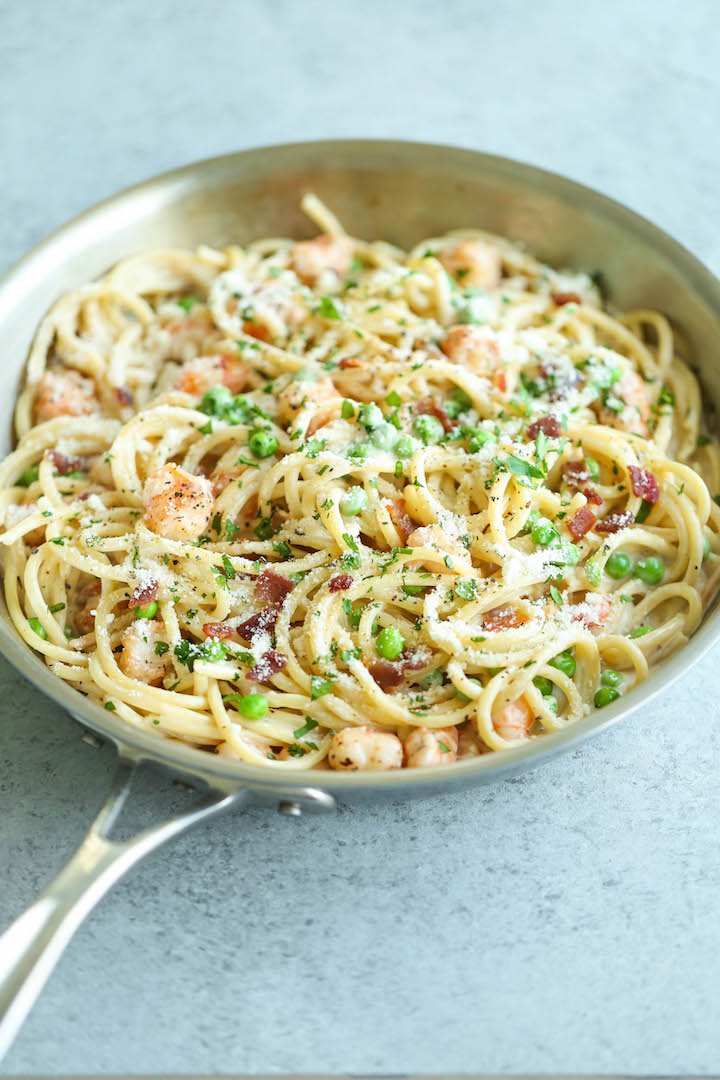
0 757 244 1061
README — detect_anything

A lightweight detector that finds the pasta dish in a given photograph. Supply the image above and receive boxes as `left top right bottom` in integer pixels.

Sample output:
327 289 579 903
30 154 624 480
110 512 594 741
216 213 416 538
2 195 718 771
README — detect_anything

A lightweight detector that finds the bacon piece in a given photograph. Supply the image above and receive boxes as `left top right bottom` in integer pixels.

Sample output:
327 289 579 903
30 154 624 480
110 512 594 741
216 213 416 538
386 498 421 544
540 359 581 402
367 660 404 691
567 505 596 541
46 449 85 475
247 649 287 683
553 291 582 306
237 606 279 642
628 465 660 504
493 370 506 393
130 580 158 608
584 486 603 506
595 510 634 533
116 386 134 406
482 606 529 632
399 648 429 671
255 569 294 605
329 574 353 592
526 416 561 440
338 355 363 369
415 397 458 434
565 460 602 506
202 621 235 640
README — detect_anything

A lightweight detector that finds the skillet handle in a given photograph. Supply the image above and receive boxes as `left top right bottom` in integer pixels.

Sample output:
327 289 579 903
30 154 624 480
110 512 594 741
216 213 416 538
0 756 244 1062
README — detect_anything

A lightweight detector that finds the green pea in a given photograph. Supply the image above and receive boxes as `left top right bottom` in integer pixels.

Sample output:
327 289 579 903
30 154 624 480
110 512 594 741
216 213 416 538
340 487 368 516
543 694 558 715
454 677 483 702
200 384 233 416
358 403 383 430
601 669 624 689
396 435 419 458
376 626 405 660
236 693 268 719
585 456 600 480
370 423 399 451
341 399 355 419
29 617 47 640
533 675 553 696
635 556 664 585
420 669 445 688
605 551 631 580
18 464 40 487
248 429 279 459
445 387 473 419
703 536 712 560
560 543 580 566
585 557 602 587
522 508 541 536
594 686 621 708
413 414 445 445
135 601 158 619
531 516 559 547
348 442 372 460
549 650 576 678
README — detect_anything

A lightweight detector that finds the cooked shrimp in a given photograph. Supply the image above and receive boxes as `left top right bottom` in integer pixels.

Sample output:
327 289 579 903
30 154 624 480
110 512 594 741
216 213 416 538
327 727 403 771
492 695 535 741
277 375 340 426
439 240 502 290
34 370 97 423
441 324 503 374
404 726 458 767
291 234 354 285
118 619 171 685
74 579 101 636
599 371 652 436
165 310 217 360
407 525 472 574
174 353 249 397
457 725 486 759
143 463 214 542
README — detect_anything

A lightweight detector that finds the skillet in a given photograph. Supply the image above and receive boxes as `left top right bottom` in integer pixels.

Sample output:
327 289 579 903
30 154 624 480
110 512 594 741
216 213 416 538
2 139 720 1059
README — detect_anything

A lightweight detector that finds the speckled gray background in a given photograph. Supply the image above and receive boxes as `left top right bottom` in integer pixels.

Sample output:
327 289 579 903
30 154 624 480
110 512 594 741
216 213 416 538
1 0 720 1074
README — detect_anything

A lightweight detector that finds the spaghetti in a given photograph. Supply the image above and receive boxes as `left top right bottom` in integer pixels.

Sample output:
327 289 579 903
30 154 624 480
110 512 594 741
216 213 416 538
2 195 719 770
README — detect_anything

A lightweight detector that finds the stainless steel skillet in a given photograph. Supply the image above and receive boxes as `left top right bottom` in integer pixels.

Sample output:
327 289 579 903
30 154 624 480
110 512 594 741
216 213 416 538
1 139 720 1059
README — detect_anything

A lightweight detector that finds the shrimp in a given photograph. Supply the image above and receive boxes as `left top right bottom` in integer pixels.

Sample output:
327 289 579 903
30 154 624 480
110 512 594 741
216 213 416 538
143 463 214 542
291 234 354 285
174 353 249 397
457 725 486 759
407 525 472 574
599 371 652 436
164 310 218 360
277 374 340 426
118 619 171 685
441 324 503 374
34 369 97 423
492 696 535 741
439 240 502 290
327 727 403 771
404 726 458 767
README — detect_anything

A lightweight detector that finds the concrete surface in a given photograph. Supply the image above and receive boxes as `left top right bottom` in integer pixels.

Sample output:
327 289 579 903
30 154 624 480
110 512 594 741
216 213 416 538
1 0 720 1074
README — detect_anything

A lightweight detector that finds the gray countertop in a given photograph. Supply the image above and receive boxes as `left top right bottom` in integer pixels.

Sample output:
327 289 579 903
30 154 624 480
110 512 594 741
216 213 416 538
1 0 719 1074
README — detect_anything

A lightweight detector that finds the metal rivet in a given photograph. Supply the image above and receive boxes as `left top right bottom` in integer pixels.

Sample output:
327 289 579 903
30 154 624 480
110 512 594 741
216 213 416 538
278 800 302 817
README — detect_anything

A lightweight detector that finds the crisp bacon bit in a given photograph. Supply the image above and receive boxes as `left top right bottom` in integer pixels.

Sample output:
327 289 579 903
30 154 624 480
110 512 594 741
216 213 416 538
202 621 235 640
242 321 271 343
628 465 660 504
526 416 561 440
367 660 404 691
255 569 294 605
415 397 458 434
237 606 279 642
399 648 429 671
584 486 603 506
482 606 529 632
595 510 634 534
329 574 353 592
540 360 581 402
493 370 507 393
247 649 287 683
567 505 596 541
565 461 602 505
46 449 85 475
553 291 582 306
386 499 421 544
115 386 134 406
130 580 158 608
338 356 363 369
